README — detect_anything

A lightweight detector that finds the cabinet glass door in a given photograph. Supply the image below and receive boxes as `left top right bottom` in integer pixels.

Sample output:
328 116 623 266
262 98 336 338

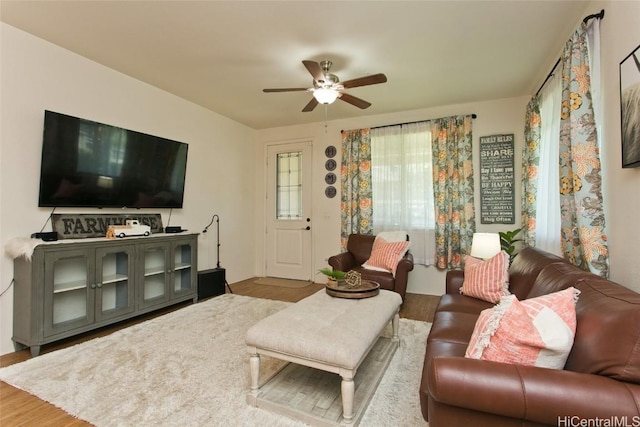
43 250 93 337
96 246 135 321
172 241 196 297
141 244 169 308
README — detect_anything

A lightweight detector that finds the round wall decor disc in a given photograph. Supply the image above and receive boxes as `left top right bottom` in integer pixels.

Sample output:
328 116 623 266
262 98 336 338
325 173 336 185
325 159 337 171
325 146 337 158
325 186 336 198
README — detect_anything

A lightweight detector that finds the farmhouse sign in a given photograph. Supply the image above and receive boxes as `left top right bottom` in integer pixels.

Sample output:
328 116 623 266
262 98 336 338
479 134 515 224
52 213 164 239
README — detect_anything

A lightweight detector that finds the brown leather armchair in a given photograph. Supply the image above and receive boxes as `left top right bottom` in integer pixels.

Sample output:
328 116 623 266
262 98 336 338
327 233 414 301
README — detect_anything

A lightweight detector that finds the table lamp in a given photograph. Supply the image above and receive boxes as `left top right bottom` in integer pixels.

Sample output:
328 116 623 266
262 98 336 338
470 233 502 259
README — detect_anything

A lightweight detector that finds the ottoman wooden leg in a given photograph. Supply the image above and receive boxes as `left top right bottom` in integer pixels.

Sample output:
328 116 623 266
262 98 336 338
249 353 261 400
392 312 400 342
341 376 355 424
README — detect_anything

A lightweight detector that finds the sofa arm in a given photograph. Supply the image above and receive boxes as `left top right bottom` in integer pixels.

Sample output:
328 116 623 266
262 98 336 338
393 251 414 300
328 252 356 272
445 270 464 294
428 357 640 425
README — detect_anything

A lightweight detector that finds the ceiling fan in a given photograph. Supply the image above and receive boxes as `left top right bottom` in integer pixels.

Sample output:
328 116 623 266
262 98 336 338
263 60 387 112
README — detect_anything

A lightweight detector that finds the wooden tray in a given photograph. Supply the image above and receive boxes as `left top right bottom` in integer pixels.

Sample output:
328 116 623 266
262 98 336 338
325 280 380 299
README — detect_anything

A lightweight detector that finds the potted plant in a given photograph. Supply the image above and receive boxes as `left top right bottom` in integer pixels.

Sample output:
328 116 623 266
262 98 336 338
318 268 346 286
499 227 523 265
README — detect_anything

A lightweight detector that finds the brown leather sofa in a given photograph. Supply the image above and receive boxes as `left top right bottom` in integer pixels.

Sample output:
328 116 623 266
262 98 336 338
328 233 414 301
420 246 640 426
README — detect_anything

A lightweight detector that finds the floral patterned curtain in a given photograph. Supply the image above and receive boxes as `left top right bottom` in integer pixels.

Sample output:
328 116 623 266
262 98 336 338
431 115 475 269
522 97 541 247
558 23 609 277
340 129 373 250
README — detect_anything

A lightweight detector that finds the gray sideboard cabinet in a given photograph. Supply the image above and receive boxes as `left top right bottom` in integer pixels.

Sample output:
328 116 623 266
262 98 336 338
12 233 198 357
138 237 198 311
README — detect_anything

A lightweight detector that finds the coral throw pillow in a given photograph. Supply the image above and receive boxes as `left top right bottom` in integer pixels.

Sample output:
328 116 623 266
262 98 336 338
363 237 410 277
465 287 580 369
461 251 510 303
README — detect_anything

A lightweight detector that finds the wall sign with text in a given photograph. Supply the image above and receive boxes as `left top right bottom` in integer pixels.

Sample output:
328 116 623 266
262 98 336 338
52 213 164 239
479 134 515 224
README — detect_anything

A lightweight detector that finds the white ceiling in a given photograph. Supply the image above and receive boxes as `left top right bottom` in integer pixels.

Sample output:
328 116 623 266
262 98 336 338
0 1 591 129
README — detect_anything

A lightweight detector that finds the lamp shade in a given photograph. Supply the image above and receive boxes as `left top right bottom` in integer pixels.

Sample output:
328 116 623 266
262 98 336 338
470 233 501 259
313 88 339 104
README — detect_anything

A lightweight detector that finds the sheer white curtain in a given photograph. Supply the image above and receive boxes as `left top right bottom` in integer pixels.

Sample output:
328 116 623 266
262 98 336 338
370 122 435 265
536 71 562 255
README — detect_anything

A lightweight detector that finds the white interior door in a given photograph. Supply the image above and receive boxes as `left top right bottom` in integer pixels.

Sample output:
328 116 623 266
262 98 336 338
265 141 312 280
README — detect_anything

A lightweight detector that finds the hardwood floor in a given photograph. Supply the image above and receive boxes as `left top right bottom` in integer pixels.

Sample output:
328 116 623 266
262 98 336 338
0 279 439 427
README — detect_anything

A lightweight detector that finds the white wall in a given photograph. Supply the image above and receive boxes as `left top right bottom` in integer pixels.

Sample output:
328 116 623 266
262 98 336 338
255 96 529 296
0 24 257 355
588 0 640 290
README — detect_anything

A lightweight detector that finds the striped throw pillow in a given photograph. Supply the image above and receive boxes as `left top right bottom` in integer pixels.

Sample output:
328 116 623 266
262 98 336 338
363 237 410 277
465 287 580 369
461 251 510 303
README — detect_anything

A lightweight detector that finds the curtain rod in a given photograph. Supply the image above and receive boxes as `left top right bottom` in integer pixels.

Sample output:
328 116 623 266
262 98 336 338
583 9 605 24
535 9 605 97
361 114 477 132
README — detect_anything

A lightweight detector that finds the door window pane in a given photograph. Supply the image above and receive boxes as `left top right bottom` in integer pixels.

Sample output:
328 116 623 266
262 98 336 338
276 152 303 219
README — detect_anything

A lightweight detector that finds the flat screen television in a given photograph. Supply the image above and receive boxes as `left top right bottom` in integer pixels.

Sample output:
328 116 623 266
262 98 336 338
38 110 188 208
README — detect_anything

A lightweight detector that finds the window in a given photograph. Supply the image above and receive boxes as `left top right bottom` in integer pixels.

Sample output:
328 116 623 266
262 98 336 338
371 122 435 264
275 151 303 219
535 71 562 255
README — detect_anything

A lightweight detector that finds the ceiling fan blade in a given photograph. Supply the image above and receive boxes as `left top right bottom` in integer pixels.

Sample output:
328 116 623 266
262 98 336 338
342 73 387 89
302 97 319 112
302 60 325 82
263 88 308 93
339 93 372 109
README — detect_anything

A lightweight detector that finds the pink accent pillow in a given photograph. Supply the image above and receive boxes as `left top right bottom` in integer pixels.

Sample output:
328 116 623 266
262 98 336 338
465 287 580 369
363 237 410 276
461 251 510 303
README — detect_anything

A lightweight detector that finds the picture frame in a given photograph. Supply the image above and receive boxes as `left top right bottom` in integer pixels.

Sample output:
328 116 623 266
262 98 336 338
620 44 640 168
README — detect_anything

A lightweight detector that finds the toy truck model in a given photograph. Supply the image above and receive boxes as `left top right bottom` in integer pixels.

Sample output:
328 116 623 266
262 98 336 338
106 220 151 239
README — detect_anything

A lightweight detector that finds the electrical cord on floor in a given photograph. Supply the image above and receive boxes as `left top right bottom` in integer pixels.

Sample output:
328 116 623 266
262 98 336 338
0 278 14 297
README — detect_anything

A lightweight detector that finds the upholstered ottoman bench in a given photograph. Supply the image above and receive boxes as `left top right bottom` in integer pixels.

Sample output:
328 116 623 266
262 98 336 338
246 289 402 426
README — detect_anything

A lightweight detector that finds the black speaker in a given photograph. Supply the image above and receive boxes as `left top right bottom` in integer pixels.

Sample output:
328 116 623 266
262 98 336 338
198 268 226 300
165 226 184 233
31 232 58 241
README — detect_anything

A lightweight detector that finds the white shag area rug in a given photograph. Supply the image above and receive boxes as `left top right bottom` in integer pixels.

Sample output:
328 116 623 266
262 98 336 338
0 293 430 426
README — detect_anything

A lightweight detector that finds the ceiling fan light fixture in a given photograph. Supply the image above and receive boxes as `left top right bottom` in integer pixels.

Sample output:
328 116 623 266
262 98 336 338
313 88 339 104
263 60 386 112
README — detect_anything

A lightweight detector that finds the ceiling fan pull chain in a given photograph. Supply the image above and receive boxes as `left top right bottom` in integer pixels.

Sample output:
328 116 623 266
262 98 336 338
324 105 329 133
